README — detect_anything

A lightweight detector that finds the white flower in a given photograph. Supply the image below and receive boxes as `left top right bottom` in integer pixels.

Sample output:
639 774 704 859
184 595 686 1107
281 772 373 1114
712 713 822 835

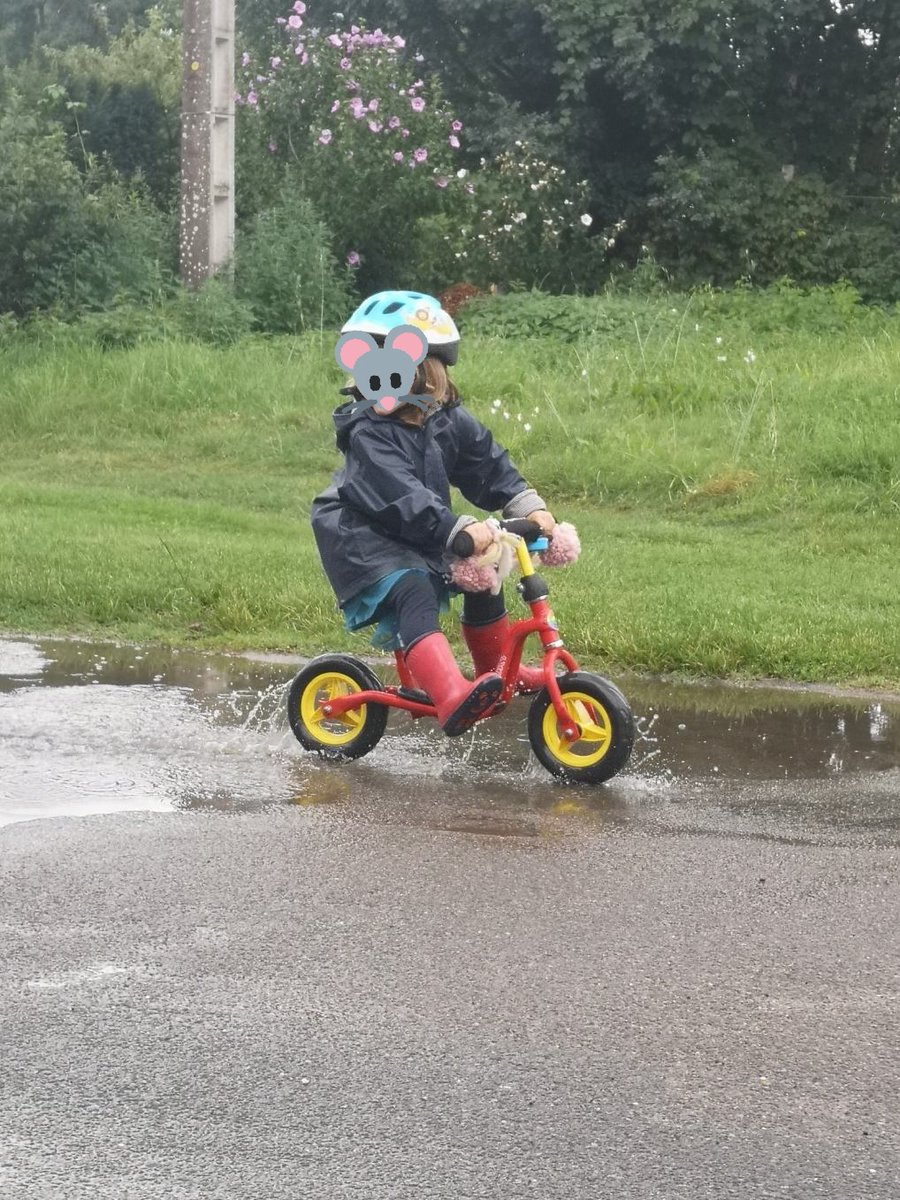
524 422 532 432
744 349 756 364
456 168 468 178
492 399 501 409
580 213 592 226
715 336 723 345
503 411 510 420
516 412 522 421
581 369 588 378
717 355 727 363
533 407 540 414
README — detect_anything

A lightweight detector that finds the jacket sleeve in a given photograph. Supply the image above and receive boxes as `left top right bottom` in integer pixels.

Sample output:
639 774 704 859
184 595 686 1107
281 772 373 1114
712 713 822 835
447 406 532 513
338 422 460 550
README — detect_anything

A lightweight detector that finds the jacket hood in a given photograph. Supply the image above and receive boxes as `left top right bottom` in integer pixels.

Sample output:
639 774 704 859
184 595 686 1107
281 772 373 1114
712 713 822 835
332 399 373 452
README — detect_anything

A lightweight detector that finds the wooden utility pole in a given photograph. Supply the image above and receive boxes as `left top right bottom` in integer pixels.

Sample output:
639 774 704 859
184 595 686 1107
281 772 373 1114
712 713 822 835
180 0 235 288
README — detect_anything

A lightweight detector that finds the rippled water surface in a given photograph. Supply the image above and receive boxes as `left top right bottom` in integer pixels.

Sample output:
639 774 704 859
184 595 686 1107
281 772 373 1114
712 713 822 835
2 636 900 838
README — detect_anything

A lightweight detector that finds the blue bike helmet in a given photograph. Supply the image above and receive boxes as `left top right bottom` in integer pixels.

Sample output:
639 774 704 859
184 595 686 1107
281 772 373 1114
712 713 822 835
341 290 460 366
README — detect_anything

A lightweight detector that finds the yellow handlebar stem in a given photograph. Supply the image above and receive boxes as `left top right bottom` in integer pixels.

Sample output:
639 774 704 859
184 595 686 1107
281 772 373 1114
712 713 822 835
515 538 536 578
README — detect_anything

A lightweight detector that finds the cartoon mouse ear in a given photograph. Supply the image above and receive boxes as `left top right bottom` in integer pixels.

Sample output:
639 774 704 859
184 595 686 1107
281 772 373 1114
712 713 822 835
335 331 377 372
384 324 429 365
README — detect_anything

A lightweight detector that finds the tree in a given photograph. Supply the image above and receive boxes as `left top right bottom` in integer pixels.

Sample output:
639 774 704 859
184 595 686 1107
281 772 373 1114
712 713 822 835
0 0 164 66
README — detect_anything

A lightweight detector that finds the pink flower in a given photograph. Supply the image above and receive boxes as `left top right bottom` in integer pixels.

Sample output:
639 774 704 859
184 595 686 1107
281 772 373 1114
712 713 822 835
270 56 282 68
449 135 460 149
400 128 410 138
331 99 340 113
240 51 250 67
413 147 428 163
367 98 379 112
393 151 404 162
410 96 425 113
451 120 463 133
339 57 351 70
346 250 361 267
326 34 342 47
435 176 449 189
318 129 333 145
411 79 424 90
465 183 475 194
267 140 277 152
368 120 383 133
287 14 302 29
388 116 400 129
246 91 258 106
349 97 365 118
393 36 405 49
293 1 306 12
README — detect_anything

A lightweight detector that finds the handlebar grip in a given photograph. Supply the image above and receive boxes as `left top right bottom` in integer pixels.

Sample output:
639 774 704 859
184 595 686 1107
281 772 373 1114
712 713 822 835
451 529 475 557
499 518 543 541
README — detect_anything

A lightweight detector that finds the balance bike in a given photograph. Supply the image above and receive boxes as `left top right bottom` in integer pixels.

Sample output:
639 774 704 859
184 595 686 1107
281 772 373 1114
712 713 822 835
287 521 635 784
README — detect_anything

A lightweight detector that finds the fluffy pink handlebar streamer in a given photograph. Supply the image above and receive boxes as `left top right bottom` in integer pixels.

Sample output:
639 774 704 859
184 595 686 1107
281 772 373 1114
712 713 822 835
538 521 581 566
449 522 581 592
448 556 499 593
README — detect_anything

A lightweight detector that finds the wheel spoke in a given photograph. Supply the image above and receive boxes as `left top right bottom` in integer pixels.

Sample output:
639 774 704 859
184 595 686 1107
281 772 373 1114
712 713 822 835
310 687 365 732
570 702 610 747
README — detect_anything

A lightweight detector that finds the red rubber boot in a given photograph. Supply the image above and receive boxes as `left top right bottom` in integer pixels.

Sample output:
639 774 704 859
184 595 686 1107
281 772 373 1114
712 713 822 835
461 615 547 694
405 632 503 737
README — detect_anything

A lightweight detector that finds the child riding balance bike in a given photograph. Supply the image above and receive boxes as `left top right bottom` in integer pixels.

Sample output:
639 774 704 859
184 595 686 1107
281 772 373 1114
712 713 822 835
288 291 634 785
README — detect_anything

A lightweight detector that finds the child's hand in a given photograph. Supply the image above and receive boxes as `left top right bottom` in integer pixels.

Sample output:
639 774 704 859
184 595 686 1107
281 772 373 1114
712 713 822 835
466 520 501 555
526 509 556 536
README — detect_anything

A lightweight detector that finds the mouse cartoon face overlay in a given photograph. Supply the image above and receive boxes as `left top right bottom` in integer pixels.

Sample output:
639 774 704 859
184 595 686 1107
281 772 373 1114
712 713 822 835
335 324 430 415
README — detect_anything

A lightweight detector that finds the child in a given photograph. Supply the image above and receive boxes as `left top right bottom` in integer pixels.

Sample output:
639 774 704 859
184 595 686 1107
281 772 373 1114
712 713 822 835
311 290 555 736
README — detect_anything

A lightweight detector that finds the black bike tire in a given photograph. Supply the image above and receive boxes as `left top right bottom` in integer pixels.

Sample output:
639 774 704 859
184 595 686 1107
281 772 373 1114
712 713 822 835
527 671 634 784
287 654 388 761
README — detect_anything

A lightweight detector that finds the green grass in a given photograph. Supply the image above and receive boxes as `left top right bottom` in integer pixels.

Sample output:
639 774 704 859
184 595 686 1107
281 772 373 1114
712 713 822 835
2 290 900 686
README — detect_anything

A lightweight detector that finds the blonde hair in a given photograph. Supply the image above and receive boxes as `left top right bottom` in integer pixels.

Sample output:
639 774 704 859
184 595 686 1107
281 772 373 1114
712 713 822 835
411 355 459 406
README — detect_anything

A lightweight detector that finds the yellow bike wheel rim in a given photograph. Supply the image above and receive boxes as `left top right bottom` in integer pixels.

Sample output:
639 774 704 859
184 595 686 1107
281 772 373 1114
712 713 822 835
542 691 613 769
299 671 368 747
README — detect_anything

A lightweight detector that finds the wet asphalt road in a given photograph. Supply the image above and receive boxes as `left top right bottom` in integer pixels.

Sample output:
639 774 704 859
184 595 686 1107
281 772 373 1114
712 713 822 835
1 639 900 1198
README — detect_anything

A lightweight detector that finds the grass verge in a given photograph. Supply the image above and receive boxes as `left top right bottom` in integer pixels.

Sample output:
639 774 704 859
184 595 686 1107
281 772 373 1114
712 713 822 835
2 291 899 686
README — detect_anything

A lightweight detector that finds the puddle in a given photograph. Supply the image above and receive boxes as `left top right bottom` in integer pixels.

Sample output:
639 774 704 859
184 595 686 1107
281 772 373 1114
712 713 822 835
2 636 900 840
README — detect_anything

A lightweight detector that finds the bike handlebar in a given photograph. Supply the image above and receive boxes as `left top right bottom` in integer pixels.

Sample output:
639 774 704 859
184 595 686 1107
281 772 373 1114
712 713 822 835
451 518 546 558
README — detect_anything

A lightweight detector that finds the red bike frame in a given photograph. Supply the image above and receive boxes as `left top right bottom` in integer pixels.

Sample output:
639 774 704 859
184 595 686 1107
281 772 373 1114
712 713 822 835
319 536 583 742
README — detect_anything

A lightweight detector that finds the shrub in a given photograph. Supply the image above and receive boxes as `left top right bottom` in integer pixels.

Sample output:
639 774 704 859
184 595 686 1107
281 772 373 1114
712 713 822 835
76 303 177 350
0 93 176 316
235 191 353 333
648 145 900 303
170 278 255 346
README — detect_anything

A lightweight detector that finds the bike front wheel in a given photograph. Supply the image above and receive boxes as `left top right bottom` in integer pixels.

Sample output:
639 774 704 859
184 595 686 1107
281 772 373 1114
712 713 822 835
528 671 634 784
287 655 388 761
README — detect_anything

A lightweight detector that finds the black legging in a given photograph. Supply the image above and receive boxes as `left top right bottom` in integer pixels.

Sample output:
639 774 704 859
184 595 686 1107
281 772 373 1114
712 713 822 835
385 574 507 651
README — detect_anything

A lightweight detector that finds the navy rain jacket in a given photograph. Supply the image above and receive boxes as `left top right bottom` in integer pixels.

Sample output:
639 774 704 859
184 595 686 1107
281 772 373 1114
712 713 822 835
311 398 535 607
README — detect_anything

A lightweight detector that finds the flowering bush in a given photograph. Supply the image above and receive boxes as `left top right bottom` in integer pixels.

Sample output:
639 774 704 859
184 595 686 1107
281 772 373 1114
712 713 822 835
235 2 469 290
412 141 609 292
